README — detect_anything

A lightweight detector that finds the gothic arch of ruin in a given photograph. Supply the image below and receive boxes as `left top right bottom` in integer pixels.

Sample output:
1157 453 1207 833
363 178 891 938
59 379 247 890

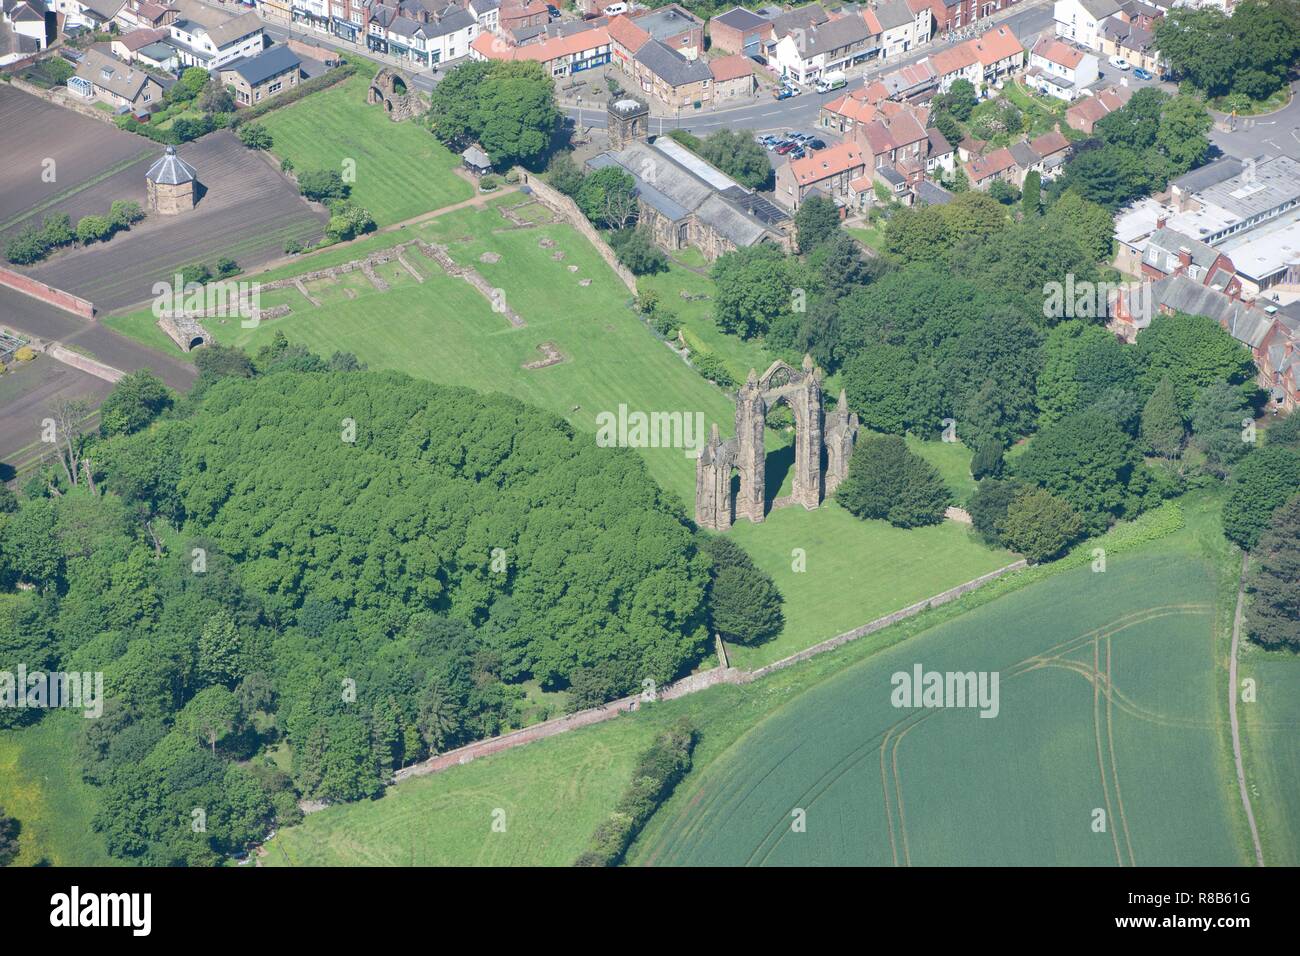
367 68 426 122
695 355 860 531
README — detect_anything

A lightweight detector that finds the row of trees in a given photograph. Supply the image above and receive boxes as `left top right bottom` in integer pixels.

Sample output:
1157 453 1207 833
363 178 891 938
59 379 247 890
5 201 144 265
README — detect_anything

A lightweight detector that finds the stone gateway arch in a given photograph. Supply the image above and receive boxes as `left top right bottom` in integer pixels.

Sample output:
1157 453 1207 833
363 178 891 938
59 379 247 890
695 355 860 531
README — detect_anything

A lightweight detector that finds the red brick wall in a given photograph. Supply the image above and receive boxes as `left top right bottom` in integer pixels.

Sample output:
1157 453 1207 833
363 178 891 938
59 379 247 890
0 266 94 319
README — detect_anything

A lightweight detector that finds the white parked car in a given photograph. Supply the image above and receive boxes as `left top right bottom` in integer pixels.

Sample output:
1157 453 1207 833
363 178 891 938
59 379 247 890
1108 56 1131 71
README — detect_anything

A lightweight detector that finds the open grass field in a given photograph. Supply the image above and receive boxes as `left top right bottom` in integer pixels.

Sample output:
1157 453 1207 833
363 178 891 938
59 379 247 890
724 501 1013 669
259 73 473 226
263 706 654 866
0 714 113 866
1238 645 1300 865
634 502 1256 865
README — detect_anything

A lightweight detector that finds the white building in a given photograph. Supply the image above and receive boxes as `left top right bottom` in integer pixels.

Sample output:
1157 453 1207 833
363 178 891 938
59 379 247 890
167 1 265 69
1053 0 1120 49
1028 35 1098 100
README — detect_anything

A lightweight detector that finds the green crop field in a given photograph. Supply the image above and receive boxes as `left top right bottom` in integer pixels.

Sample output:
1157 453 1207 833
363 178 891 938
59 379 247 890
0 714 114 866
633 501 1267 866
258 73 473 225
1238 646 1300 865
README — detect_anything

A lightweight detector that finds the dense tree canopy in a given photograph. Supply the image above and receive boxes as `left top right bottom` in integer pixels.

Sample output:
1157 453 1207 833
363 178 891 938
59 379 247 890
1245 493 1300 650
1155 1 1300 100
427 60 560 169
0 366 729 863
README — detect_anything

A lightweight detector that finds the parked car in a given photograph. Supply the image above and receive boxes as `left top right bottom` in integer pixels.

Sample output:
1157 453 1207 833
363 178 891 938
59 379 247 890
547 4 560 16
775 140 800 154
805 138 826 150
773 87 796 101
789 146 806 160
1132 66 1153 80
1108 56 1131 71
750 54 768 67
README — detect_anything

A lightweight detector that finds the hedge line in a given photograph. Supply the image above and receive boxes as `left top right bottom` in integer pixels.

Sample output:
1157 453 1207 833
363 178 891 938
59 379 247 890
573 718 695 867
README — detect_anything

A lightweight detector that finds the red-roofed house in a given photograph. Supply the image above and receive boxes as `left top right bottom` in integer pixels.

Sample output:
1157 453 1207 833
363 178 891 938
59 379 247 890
964 146 1018 190
1065 83 1132 134
469 27 611 76
776 141 867 209
709 52 757 99
500 0 548 33
968 25 1024 83
930 40 980 91
607 13 650 67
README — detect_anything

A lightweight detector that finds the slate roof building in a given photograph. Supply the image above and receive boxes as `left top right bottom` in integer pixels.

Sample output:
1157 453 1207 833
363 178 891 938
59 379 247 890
217 43 302 105
586 136 790 261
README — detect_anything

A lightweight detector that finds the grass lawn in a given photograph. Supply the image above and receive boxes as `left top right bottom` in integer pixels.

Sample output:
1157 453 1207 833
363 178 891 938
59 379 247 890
259 73 473 225
905 435 977 505
263 707 656 866
0 714 114 866
724 501 1014 669
847 221 885 252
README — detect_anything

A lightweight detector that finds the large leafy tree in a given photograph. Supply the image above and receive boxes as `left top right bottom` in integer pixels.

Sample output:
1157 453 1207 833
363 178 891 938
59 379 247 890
1013 410 1146 533
998 487 1084 564
1190 381 1254 473
1135 311 1256 407
693 129 773 190
1140 377 1186 459
1245 493 1300 650
710 244 802 339
1222 445 1300 549
835 435 952 527
794 194 841 253
575 166 637 229
427 60 559 169
698 535 784 646
99 370 173 438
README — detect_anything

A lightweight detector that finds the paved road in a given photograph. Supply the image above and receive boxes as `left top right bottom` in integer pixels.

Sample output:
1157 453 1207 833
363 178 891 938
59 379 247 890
565 0 1058 135
1210 82 1300 163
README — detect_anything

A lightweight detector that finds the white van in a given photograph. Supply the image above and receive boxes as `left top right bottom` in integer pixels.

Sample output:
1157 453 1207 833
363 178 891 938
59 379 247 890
604 2 628 14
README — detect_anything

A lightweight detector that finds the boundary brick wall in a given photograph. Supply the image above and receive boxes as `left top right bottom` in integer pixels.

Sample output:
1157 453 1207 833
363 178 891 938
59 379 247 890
0 266 95 319
390 559 1028 785
518 170 640 295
